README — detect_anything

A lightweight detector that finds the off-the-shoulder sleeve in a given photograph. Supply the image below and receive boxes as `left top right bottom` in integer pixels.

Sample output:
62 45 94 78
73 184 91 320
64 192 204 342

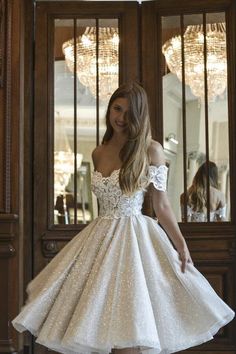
215 205 227 219
148 165 168 191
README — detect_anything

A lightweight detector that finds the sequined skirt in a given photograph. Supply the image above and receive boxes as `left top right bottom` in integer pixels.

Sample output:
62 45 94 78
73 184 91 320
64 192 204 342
12 215 235 354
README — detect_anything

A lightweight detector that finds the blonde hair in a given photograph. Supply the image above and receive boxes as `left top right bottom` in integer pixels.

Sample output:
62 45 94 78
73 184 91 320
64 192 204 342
102 82 152 195
188 161 219 212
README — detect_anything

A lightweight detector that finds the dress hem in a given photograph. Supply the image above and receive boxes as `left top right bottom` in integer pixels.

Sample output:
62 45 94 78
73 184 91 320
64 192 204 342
12 311 235 354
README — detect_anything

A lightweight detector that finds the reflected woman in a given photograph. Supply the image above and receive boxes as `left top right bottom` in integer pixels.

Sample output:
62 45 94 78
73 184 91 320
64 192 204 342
180 161 226 222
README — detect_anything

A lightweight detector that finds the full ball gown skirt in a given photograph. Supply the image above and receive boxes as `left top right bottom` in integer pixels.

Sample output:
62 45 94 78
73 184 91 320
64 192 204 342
12 165 235 354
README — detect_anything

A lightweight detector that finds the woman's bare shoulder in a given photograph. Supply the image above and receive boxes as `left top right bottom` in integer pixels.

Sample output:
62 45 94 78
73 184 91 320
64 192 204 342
148 139 166 165
92 144 105 166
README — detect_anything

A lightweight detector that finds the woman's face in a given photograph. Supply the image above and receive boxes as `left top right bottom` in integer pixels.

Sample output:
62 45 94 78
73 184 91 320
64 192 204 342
109 97 129 134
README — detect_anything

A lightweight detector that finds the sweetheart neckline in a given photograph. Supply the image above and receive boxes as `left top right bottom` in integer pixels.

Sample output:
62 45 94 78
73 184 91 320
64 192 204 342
93 168 120 179
93 164 168 179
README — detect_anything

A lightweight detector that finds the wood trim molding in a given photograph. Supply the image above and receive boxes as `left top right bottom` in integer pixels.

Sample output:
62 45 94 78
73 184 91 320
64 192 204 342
0 0 6 87
3 0 12 213
41 230 77 257
151 0 232 13
0 214 18 258
0 213 18 236
34 1 139 272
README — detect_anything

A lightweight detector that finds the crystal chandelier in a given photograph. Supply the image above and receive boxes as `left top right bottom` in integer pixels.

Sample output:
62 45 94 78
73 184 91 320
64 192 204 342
62 27 119 101
162 23 227 102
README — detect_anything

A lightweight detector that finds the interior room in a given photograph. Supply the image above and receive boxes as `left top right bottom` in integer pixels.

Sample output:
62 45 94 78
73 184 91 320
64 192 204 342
0 1 235 353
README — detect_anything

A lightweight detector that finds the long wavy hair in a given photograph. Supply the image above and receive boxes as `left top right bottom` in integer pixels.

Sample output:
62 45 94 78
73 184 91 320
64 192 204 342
187 161 219 212
102 82 152 195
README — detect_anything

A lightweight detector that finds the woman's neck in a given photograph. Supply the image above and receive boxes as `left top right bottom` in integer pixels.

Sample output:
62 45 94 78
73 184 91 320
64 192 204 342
108 132 127 148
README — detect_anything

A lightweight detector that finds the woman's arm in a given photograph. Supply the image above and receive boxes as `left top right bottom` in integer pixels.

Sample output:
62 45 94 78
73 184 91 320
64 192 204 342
149 141 193 272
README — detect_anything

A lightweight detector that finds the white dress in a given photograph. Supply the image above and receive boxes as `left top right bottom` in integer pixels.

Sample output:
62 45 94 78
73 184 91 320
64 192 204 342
12 165 235 354
186 205 227 222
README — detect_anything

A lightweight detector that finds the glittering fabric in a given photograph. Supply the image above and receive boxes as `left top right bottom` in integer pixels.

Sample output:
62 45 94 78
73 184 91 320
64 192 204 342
12 165 235 354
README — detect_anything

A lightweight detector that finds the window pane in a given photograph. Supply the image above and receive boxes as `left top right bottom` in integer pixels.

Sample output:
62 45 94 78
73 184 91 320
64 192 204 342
54 18 76 225
183 14 207 222
162 12 230 222
98 19 119 145
206 12 230 221
53 18 119 226
162 15 184 222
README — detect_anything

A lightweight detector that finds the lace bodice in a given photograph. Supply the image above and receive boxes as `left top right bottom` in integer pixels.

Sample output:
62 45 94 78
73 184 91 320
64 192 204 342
186 205 227 222
91 165 168 219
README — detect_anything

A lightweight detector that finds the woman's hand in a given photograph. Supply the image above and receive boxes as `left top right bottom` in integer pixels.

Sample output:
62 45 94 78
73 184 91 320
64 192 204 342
177 244 194 273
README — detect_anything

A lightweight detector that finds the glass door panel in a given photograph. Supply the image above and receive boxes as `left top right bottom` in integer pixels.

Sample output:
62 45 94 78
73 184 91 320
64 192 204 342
162 12 230 222
53 18 119 225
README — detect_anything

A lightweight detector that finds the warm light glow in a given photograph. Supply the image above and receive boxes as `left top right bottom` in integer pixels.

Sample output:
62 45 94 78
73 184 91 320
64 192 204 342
63 27 119 101
162 23 227 101
54 151 83 195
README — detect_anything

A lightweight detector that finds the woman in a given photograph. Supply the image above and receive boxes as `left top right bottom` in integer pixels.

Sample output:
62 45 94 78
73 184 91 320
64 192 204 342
12 82 234 354
180 161 227 222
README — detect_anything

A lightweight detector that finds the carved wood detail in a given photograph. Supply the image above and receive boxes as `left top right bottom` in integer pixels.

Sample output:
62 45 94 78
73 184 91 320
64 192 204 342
41 230 77 258
42 240 58 258
0 214 18 238
0 214 17 257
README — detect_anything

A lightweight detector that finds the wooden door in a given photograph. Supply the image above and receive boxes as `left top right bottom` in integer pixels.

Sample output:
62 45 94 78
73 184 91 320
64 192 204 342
141 1 236 353
34 2 139 353
33 1 236 354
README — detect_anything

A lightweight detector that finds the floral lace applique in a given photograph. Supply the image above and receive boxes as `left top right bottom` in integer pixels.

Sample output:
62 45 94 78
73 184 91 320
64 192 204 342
186 204 227 222
148 165 168 192
91 169 144 219
91 165 168 219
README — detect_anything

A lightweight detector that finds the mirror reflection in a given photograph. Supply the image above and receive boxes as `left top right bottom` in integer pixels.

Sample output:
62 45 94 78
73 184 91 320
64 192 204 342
53 18 119 225
162 12 230 222
180 161 226 222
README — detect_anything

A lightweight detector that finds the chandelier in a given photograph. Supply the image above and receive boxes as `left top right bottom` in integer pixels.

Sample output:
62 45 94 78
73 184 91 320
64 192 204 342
162 23 227 102
62 27 119 101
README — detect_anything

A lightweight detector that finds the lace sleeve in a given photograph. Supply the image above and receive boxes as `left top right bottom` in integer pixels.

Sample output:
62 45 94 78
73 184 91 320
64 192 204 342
148 165 168 192
215 205 227 220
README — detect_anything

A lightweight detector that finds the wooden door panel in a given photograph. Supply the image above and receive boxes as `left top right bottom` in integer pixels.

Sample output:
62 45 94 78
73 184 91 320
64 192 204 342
33 1 236 354
34 2 140 354
141 0 236 352
35 1 140 273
